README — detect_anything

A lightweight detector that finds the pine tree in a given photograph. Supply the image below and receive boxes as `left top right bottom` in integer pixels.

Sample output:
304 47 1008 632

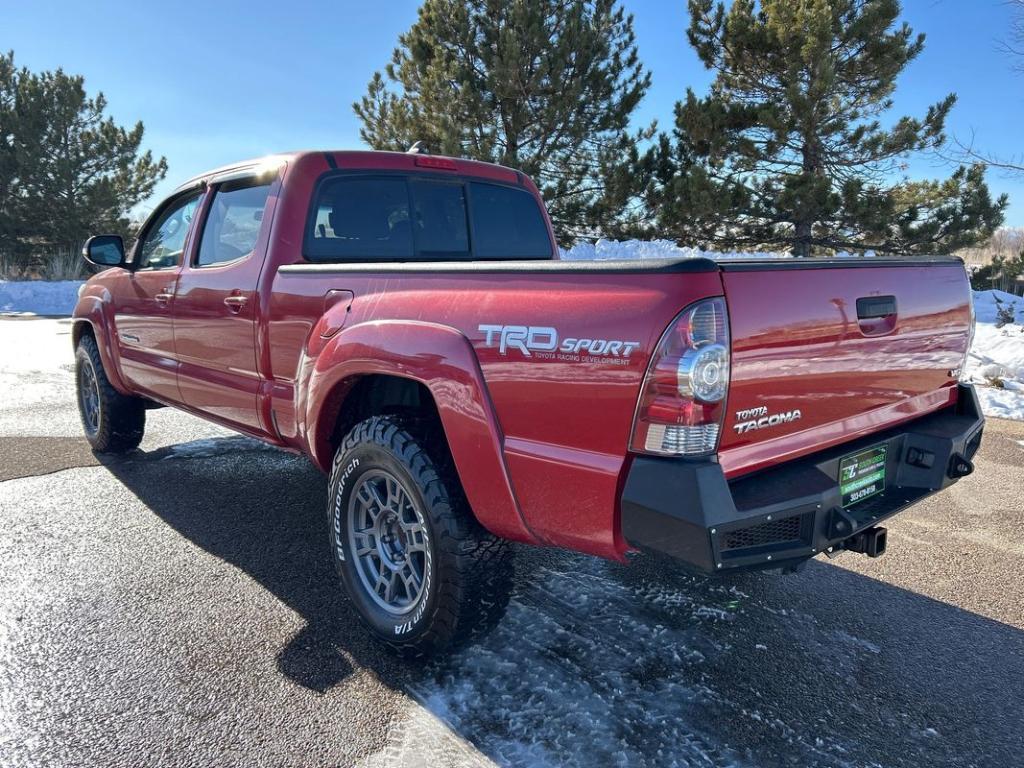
353 0 652 244
644 0 1007 256
0 51 167 265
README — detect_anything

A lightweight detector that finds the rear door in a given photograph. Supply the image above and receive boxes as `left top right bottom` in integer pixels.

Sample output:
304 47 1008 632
114 189 203 403
717 260 972 478
173 174 276 432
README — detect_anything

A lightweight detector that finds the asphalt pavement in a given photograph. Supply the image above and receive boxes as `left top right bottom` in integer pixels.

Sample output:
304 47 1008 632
1 317 1023 768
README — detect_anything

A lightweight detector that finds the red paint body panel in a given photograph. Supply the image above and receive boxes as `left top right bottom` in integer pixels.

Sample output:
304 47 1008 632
718 265 971 478
300 319 536 543
73 150 974 564
110 268 183 403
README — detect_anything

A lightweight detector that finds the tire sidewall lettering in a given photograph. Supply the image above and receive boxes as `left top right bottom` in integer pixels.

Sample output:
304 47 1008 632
332 456 361 562
330 439 437 642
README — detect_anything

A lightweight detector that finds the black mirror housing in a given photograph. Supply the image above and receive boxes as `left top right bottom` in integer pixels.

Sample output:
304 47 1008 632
82 235 126 268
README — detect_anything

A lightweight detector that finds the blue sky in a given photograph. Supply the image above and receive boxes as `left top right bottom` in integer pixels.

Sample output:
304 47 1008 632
8 0 1024 225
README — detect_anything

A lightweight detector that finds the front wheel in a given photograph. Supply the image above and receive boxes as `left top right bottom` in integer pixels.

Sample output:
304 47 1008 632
75 334 146 453
327 416 512 656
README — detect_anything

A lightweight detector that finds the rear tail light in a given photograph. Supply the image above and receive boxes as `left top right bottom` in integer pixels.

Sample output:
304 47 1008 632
630 297 730 456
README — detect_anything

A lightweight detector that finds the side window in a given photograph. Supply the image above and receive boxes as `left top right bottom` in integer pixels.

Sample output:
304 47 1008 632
469 183 552 259
197 181 272 267
307 177 413 260
137 192 202 269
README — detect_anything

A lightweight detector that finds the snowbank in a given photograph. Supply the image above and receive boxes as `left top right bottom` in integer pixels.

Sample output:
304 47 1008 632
0 280 84 316
971 288 1023 325
560 238 792 261
558 238 881 261
964 290 1024 420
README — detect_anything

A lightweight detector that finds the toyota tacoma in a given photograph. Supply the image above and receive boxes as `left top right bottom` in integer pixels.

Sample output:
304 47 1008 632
73 150 984 654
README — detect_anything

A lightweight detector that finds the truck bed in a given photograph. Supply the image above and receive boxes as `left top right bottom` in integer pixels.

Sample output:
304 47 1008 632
270 252 972 557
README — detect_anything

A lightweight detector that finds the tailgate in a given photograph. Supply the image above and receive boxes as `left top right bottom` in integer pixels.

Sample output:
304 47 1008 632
717 259 971 478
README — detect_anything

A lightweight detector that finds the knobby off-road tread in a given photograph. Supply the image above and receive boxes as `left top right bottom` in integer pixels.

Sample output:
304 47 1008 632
331 415 513 656
76 334 145 453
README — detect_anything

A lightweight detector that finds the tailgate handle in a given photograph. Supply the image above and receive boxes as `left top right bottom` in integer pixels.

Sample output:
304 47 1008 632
856 296 897 319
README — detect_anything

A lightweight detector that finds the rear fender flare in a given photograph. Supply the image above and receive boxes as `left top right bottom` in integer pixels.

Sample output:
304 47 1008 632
302 319 537 544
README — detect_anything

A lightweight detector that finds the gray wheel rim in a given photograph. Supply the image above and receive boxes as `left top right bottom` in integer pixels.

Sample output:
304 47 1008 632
79 357 100 437
347 469 430 615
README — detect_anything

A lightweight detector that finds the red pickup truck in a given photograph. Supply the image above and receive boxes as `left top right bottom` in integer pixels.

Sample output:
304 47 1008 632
74 150 983 655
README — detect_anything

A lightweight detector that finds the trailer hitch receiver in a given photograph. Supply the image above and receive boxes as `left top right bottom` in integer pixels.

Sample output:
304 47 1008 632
843 526 887 558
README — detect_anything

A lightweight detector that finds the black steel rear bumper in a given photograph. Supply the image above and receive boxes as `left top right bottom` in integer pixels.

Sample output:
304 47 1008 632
620 384 985 574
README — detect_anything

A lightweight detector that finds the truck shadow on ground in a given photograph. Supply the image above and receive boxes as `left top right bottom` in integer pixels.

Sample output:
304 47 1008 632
101 436 1024 768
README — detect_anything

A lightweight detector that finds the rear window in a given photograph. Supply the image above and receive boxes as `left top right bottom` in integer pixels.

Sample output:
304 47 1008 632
469 182 552 259
305 175 552 261
411 180 469 259
308 178 413 260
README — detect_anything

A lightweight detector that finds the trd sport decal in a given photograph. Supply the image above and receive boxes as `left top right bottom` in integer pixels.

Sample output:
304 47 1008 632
478 324 641 363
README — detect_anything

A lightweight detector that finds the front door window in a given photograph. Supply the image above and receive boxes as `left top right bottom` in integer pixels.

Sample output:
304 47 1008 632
136 193 201 269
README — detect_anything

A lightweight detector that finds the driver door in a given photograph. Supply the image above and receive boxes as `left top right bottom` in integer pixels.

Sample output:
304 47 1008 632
114 189 203 403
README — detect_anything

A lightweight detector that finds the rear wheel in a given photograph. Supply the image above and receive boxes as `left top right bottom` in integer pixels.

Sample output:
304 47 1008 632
328 415 512 656
75 334 146 453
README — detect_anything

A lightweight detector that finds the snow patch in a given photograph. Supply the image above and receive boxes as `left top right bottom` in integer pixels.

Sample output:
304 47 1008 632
832 629 881 655
0 318 77 407
161 436 276 459
0 280 84 316
356 700 494 768
964 290 1024 420
974 386 1024 421
412 561 751 767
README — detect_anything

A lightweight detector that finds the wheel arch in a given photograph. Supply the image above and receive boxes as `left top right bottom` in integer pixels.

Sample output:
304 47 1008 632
303 320 537 545
72 295 131 395
327 374 441 450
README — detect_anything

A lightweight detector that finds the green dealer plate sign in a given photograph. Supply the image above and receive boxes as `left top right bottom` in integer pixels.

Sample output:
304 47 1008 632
838 445 887 507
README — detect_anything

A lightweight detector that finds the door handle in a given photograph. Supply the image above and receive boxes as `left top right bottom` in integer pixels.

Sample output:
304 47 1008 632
223 295 248 313
856 295 897 336
154 284 175 306
856 296 897 319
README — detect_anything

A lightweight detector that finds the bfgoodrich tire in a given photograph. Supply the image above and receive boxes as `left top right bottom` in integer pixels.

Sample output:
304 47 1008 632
328 415 512 656
75 334 146 453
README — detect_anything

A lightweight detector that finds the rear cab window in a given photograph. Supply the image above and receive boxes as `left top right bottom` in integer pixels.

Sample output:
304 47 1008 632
305 174 553 262
468 182 552 259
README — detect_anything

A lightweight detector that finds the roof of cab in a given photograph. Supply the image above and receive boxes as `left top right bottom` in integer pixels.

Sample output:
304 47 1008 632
173 149 525 194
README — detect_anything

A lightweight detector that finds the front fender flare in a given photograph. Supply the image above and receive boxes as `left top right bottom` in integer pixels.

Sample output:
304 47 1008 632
72 291 131 395
302 319 537 545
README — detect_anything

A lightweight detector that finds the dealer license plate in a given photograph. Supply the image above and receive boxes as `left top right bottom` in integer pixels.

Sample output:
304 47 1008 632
838 445 887 507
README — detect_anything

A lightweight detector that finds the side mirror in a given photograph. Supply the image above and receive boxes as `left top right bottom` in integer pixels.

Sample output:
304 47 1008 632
82 235 126 268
